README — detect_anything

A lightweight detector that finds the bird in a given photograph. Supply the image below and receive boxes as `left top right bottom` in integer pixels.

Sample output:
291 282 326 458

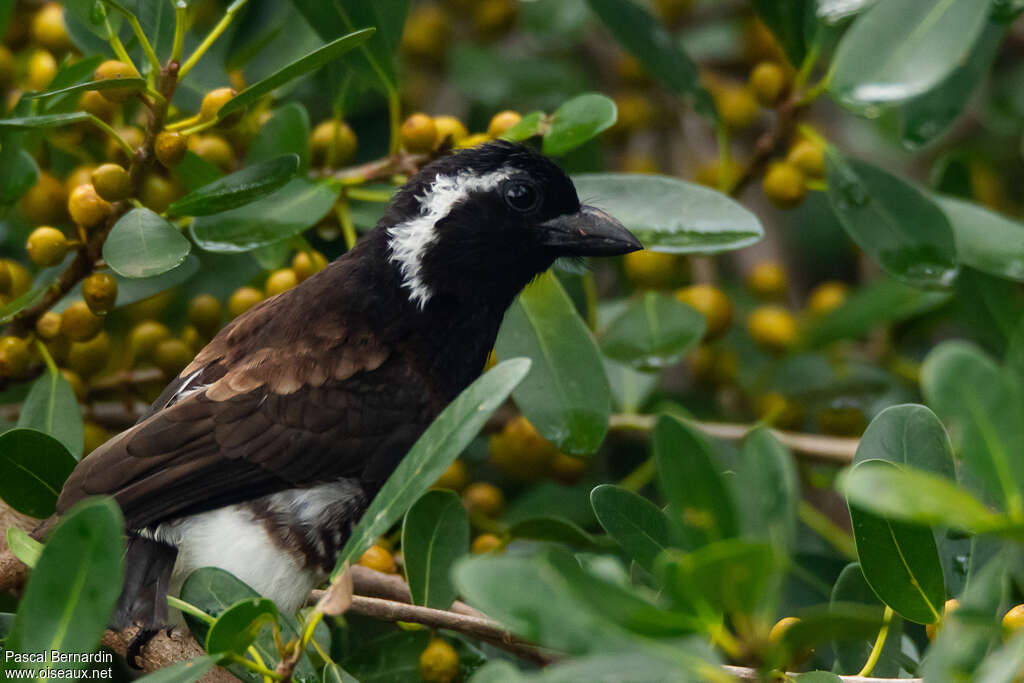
39 139 642 637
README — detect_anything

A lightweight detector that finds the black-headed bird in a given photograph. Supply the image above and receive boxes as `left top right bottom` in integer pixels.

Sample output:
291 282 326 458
40 140 642 635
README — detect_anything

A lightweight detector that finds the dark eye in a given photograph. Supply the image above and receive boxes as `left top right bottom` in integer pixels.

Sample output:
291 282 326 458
503 181 541 213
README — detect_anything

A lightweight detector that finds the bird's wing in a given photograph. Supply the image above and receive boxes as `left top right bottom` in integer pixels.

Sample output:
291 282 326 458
56 323 436 531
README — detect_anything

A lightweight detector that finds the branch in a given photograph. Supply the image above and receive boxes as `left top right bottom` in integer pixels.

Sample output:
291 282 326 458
728 96 808 198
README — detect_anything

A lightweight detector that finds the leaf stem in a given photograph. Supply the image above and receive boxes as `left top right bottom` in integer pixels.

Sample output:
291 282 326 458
165 113 201 131
88 115 134 157
228 652 284 681
857 605 893 677
119 10 162 73
798 500 857 560
171 1 187 64
179 0 249 80
166 595 215 624
337 196 357 251
387 90 401 156
103 14 136 71
619 455 656 493
33 339 58 376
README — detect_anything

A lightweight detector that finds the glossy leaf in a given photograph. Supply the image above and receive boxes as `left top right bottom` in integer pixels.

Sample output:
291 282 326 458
825 148 958 288
654 415 738 548
816 0 878 24
6 527 42 569
247 103 311 170
590 484 676 572
829 563 904 677
218 29 376 120
109 256 200 308
169 155 300 217
658 540 776 616
841 460 1005 533
846 460 946 624
599 292 705 370
137 0 176 62
830 0 992 111
205 598 279 656
604 358 659 413
190 179 339 252
543 93 617 156
0 428 77 518
133 656 223 683
921 341 1024 513
937 194 1024 283
586 0 713 117
735 429 798 549
18 363 84 459
402 490 469 610
22 78 145 101
0 112 91 129
508 516 608 552
104 208 192 278
0 145 38 205
321 663 360 683
854 404 955 477
499 111 544 143
64 0 120 38
174 152 224 193
496 272 609 454
7 498 124 673
333 359 530 575
573 174 763 253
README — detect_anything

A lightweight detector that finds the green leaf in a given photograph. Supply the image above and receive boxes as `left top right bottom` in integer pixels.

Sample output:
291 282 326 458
332 359 530 576
750 0 815 66
205 598 279 656
496 272 609 455
830 0 992 112
975 631 1024 683
169 155 300 217
174 152 224 193
600 292 705 370
133 655 223 683
825 148 958 288
64 0 121 39
543 93 617 156
658 540 776 617
109 255 200 308
854 404 955 477
586 0 714 117
776 603 884 663
792 674 842 683
840 461 1006 533
0 428 77 518
507 516 609 552
18 363 84 459
829 563 904 677
321 662 360 683
800 278 950 347
22 78 145 101
103 208 192 279
846 460 946 624
604 358 659 414
816 0 877 24
7 498 124 672
190 179 339 253
921 341 1024 514
572 174 763 253
338 628 431 682
590 484 676 572
137 0 176 63
499 111 544 143
217 29 376 120
247 103 311 171
401 490 469 610
654 415 738 548
0 112 92 129
6 527 42 569
0 144 38 206
735 429 798 550
936 195 1024 283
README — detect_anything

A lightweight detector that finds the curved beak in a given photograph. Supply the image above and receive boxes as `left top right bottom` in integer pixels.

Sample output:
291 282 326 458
538 205 643 256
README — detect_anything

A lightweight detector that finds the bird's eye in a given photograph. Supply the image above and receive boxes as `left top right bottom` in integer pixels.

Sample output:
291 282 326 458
503 181 541 213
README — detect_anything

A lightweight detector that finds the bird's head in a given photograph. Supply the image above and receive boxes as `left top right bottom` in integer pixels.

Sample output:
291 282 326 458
383 140 642 309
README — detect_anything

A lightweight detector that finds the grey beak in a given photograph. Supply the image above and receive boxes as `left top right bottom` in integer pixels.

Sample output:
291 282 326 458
539 205 643 256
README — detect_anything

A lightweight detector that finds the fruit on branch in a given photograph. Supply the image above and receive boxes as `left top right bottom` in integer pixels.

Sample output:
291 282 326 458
94 60 141 103
155 131 188 168
61 301 103 342
187 295 222 338
434 460 469 492
228 286 264 318
675 284 733 340
310 119 357 167
433 115 469 148
419 638 459 683
153 338 192 378
806 281 848 316
200 87 244 129
787 140 825 179
265 268 298 297
66 332 110 377
188 134 234 172
129 320 172 363
487 110 522 138
747 261 788 300
462 482 505 518
26 48 57 90
750 61 787 107
291 251 327 282
763 161 807 208
358 544 397 574
26 226 69 267
927 598 959 640
489 415 559 481
401 112 439 154
91 164 132 202
624 250 686 290
20 172 68 226
471 533 504 554
748 306 798 351
68 183 114 229
82 273 118 315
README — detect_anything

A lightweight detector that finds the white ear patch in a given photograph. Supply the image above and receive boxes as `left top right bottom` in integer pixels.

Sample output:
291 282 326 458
388 168 511 308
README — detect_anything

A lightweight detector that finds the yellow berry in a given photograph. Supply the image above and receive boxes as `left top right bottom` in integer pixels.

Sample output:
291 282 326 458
401 4 450 63
787 140 826 179
94 60 140 103
755 392 803 430
715 85 760 130
27 49 57 91
82 420 110 455
434 460 469 492
487 110 522 139
623 250 683 290
695 158 742 189
153 338 192 378
549 452 587 486
310 120 357 167
66 331 110 377
291 251 327 282
26 227 69 267
65 164 98 194
61 301 103 342
68 183 114 229
432 115 469 148
472 0 518 37
228 286 265 318
31 3 70 52
675 284 733 340
747 306 798 351
265 268 298 297
927 598 959 640
61 368 87 402
129 320 171 362
155 131 188 168
188 135 234 172
188 294 222 337
1003 604 1024 635
20 172 68 226
82 272 118 315
419 638 459 683
139 174 180 213
78 90 116 123
455 132 490 149
750 62 787 107
747 261 788 300
471 534 503 554
462 482 504 517
769 616 800 643
0 336 30 377
3 260 32 298
199 87 244 128
488 415 558 481
106 126 144 165
401 113 438 153
35 311 63 340
807 281 848 316
613 92 656 132
358 544 396 574
653 0 693 26
90 163 131 202
763 161 807 208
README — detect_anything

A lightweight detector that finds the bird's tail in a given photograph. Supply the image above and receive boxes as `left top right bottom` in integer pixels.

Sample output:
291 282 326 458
112 533 178 630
